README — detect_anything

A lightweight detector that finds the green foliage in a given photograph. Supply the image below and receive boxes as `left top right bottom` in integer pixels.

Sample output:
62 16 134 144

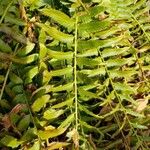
0 0 150 149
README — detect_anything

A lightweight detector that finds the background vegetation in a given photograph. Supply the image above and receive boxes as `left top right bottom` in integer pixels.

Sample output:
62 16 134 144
0 0 150 149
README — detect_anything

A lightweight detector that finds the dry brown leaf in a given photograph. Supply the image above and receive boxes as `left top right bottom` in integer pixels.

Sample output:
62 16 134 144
72 128 79 150
10 104 26 114
2 114 11 129
67 128 79 150
135 99 148 112
1 104 27 129
99 102 116 115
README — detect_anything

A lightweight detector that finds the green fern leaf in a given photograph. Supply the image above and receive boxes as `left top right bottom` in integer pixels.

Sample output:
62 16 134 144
40 8 74 29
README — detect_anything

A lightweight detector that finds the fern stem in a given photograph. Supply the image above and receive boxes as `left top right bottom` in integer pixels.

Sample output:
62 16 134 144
74 15 78 130
135 54 145 80
108 73 146 149
0 62 12 101
0 0 14 24
99 50 131 150
24 91 42 149
99 50 146 149
0 44 19 102
77 0 88 12
130 45 146 81
131 13 150 42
